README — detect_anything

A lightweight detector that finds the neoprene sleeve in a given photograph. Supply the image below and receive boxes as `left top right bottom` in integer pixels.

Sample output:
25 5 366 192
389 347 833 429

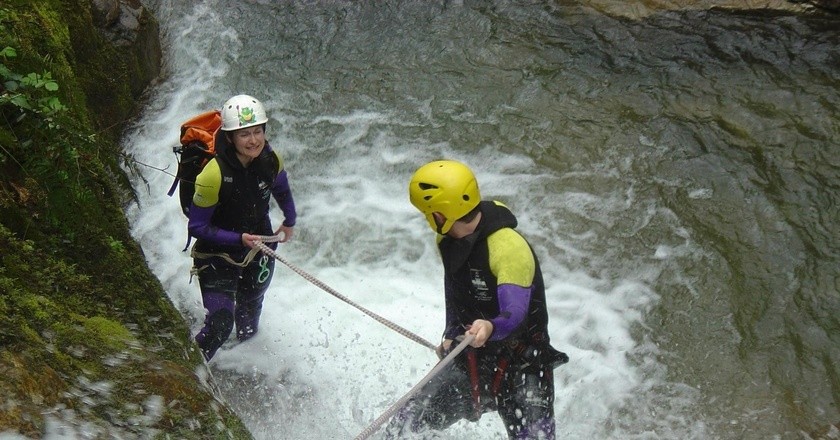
187 204 243 247
490 283 531 341
271 169 297 227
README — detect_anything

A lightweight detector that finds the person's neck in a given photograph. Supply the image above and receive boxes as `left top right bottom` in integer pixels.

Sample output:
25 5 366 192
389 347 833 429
447 211 481 239
236 152 254 167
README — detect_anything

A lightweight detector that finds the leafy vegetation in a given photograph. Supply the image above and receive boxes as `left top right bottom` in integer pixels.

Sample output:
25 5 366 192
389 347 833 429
0 2 251 438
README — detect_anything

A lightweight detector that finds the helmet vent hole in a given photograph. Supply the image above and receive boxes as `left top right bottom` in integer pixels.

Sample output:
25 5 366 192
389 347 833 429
463 195 470 201
418 183 438 190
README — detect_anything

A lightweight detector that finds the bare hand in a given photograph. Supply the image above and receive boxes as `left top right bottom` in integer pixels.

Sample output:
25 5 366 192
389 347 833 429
274 225 294 243
241 233 260 248
466 319 494 348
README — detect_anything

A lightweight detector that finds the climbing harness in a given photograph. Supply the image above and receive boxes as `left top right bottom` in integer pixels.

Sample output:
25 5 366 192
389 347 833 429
253 237 436 351
352 334 476 440
190 245 262 268
466 349 482 421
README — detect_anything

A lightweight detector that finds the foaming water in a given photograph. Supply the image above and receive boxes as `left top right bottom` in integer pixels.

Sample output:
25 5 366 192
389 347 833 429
121 1 840 439
123 6 669 440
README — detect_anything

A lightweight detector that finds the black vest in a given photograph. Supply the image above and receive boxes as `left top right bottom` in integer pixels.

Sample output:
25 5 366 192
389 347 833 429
194 135 279 255
439 201 550 348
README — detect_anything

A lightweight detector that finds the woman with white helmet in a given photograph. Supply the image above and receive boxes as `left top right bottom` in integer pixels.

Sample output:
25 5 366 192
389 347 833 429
187 94 297 360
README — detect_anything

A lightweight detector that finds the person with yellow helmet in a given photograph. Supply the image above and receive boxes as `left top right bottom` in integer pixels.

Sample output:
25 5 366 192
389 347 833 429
386 159 568 439
188 94 297 361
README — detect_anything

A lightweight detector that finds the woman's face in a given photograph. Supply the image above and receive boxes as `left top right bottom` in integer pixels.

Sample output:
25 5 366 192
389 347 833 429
231 125 266 163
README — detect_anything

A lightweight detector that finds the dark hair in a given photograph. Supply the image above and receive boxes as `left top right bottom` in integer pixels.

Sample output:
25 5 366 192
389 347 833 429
224 123 267 142
458 205 480 223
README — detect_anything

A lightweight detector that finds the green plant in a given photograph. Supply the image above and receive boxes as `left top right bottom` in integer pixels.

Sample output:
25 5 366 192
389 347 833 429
106 235 125 253
1 44 69 151
1 7 76 179
1 47 67 116
0 6 101 234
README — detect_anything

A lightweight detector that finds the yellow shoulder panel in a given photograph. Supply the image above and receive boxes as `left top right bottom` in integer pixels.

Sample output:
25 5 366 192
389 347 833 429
192 159 222 208
274 150 285 172
487 228 535 287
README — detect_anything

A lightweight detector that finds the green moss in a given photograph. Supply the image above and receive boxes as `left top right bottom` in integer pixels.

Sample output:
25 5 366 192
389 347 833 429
17 294 55 323
83 316 136 350
33 3 70 48
0 2 252 438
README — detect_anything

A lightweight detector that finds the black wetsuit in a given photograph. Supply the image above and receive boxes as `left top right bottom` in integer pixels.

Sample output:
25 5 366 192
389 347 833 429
386 201 567 439
188 133 296 360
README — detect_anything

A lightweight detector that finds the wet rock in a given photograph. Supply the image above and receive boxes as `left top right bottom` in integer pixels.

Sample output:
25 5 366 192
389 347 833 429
88 0 162 98
583 0 838 18
793 0 840 12
90 0 153 47
91 0 120 28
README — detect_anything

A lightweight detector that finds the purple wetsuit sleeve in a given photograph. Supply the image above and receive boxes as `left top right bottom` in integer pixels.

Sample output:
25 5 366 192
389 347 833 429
489 283 531 341
187 204 243 246
271 169 297 227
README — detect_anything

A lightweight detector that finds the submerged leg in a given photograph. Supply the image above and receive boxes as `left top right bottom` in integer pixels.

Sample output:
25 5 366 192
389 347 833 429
498 368 556 439
195 291 235 360
194 259 239 360
383 363 475 438
235 255 274 341
235 290 265 341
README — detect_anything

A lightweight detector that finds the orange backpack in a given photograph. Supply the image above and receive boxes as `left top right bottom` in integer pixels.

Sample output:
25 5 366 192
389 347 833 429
167 110 222 216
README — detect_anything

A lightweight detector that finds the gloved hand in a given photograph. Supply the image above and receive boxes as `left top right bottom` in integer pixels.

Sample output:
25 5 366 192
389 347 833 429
435 338 455 360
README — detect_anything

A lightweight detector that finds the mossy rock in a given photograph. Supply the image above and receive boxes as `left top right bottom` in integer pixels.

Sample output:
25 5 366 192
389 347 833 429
0 1 252 438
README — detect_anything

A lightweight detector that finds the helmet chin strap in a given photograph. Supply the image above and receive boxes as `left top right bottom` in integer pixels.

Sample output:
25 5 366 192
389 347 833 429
433 212 447 235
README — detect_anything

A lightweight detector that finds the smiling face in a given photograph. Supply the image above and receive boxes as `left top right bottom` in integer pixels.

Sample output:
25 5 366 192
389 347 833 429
230 124 266 165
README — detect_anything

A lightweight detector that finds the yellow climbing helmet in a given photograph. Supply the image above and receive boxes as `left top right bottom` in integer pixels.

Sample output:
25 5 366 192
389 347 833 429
220 94 268 131
409 160 480 234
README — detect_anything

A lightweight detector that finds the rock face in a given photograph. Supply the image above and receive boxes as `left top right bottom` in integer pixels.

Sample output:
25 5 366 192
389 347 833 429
89 0 162 97
91 0 147 45
581 0 839 18
90 0 121 28
0 1 251 437
796 0 840 11
63 0 162 144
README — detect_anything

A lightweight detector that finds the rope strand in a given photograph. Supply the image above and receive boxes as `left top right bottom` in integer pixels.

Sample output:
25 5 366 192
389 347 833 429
254 238 436 351
253 236 466 439
353 334 475 440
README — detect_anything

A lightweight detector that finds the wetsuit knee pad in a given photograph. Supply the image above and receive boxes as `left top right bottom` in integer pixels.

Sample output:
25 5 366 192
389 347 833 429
207 309 234 338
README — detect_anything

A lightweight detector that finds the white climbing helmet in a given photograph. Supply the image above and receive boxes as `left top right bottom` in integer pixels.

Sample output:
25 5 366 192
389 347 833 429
220 94 268 131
